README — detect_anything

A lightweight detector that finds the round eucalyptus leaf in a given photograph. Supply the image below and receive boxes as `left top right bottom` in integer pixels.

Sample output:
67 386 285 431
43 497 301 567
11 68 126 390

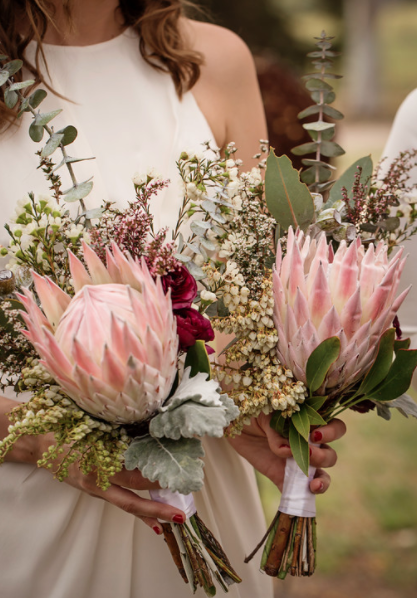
4 89 18 109
29 122 44 143
28 89 47 110
57 125 78 146
4 59 23 76
0 70 9 86
199 237 216 251
41 133 64 158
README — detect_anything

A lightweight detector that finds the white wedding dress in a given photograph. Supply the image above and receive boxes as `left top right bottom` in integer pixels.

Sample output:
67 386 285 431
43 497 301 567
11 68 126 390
0 30 273 598
381 88 417 345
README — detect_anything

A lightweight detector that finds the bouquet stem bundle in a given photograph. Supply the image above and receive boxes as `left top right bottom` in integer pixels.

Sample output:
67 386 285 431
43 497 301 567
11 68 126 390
162 514 241 594
261 513 316 579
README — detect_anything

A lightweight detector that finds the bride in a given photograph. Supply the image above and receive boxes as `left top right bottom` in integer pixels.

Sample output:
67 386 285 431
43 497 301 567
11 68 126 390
0 1 346 597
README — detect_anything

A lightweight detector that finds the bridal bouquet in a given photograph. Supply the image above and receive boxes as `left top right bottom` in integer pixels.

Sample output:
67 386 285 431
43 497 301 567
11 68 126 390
0 58 242 596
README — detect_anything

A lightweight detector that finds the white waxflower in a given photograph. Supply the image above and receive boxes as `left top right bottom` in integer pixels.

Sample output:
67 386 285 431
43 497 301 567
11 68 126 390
132 172 147 186
193 254 205 267
200 290 216 302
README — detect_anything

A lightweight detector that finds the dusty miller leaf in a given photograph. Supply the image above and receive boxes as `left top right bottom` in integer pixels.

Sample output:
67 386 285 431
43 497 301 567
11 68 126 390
124 434 205 494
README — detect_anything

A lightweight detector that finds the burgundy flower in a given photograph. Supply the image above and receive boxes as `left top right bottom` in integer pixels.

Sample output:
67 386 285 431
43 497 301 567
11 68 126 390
174 307 215 351
161 266 197 309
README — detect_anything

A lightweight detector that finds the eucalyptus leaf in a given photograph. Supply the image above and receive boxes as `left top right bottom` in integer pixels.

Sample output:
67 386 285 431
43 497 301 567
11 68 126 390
201 199 216 213
303 121 335 132
0 70 10 86
378 217 401 232
301 166 332 185
4 89 18 109
190 221 211 237
186 261 206 280
325 156 373 209
177 232 184 253
174 253 191 263
291 406 310 441
211 212 227 224
306 337 341 394
199 237 216 252
9 79 35 91
4 59 23 76
83 207 104 220
29 122 44 143
289 422 309 476
34 109 62 127
291 142 319 156
41 132 64 158
298 105 321 119
358 328 395 396
52 155 95 173
308 127 336 142
384 394 417 419
367 349 417 402
265 151 314 231
204 301 218 317
322 105 344 120
311 90 336 104
28 89 47 109
186 242 201 254
305 78 333 92
63 180 93 202
124 434 205 494
320 141 345 158
56 125 78 146
301 159 336 170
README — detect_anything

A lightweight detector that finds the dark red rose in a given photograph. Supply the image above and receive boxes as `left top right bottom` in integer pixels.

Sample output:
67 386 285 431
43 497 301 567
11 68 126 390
161 266 197 309
174 307 215 351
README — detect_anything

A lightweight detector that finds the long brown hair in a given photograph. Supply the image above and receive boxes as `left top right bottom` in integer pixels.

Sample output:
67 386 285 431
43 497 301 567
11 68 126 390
0 0 203 128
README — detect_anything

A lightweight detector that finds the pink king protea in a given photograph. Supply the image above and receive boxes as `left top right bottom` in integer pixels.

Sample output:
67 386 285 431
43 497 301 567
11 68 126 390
19 242 178 423
273 228 409 395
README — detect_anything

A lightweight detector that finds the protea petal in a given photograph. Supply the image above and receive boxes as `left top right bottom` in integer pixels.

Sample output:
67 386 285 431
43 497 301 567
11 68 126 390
32 272 71 329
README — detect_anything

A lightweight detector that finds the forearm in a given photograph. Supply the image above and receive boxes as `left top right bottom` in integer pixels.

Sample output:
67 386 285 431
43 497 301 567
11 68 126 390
0 395 40 465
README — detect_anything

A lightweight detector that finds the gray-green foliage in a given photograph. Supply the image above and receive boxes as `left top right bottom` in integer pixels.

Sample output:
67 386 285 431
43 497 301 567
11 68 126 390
0 55 95 220
293 31 345 195
124 435 205 494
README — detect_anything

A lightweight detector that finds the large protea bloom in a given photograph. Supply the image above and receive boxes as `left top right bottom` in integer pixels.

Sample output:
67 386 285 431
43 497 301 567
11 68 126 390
273 228 409 395
19 242 178 423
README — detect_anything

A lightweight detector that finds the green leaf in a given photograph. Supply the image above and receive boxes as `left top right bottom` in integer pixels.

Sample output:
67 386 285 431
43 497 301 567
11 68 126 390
265 151 314 231
63 180 93 202
378 217 400 232
8 79 35 91
326 156 373 209
394 338 411 353
320 141 345 158
41 132 64 158
28 122 44 143
0 70 9 86
305 395 328 411
56 125 78 146
27 89 47 109
298 105 321 119
311 90 336 104
303 121 335 133
184 340 211 378
358 328 395 396
322 105 344 120
301 165 332 185
305 78 333 92
83 207 104 220
306 337 341 394
367 349 417 402
289 422 309 476
270 410 290 438
149 394 239 440
186 261 206 281
291 142 319 156
305 404 327 426
308 128 336 142
52 155 95 172
34 109 62 127
291 406 310 441
4 89 18 109
124 434 205 494
4 59 23 76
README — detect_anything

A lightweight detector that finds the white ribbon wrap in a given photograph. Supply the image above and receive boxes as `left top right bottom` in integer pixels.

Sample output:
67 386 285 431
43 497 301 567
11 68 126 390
278 446 317 518
150 489 197 520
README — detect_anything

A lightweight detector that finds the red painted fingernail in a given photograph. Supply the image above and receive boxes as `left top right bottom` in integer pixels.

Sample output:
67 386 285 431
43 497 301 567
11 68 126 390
313 431 323 442
173 514 184 524
153 526 162 535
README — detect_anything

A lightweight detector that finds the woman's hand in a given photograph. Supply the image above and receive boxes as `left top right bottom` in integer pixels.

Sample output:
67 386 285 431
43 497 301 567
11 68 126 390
228 412 346 493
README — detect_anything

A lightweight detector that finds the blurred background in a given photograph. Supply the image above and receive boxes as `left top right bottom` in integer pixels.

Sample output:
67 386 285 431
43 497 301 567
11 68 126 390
194 1 417 597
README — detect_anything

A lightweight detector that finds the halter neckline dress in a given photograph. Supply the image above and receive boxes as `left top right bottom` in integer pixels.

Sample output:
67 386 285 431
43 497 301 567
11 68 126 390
0 29 273 598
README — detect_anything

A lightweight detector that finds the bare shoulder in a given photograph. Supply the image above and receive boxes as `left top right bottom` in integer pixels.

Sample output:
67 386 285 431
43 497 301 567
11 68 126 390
183 20 256 86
